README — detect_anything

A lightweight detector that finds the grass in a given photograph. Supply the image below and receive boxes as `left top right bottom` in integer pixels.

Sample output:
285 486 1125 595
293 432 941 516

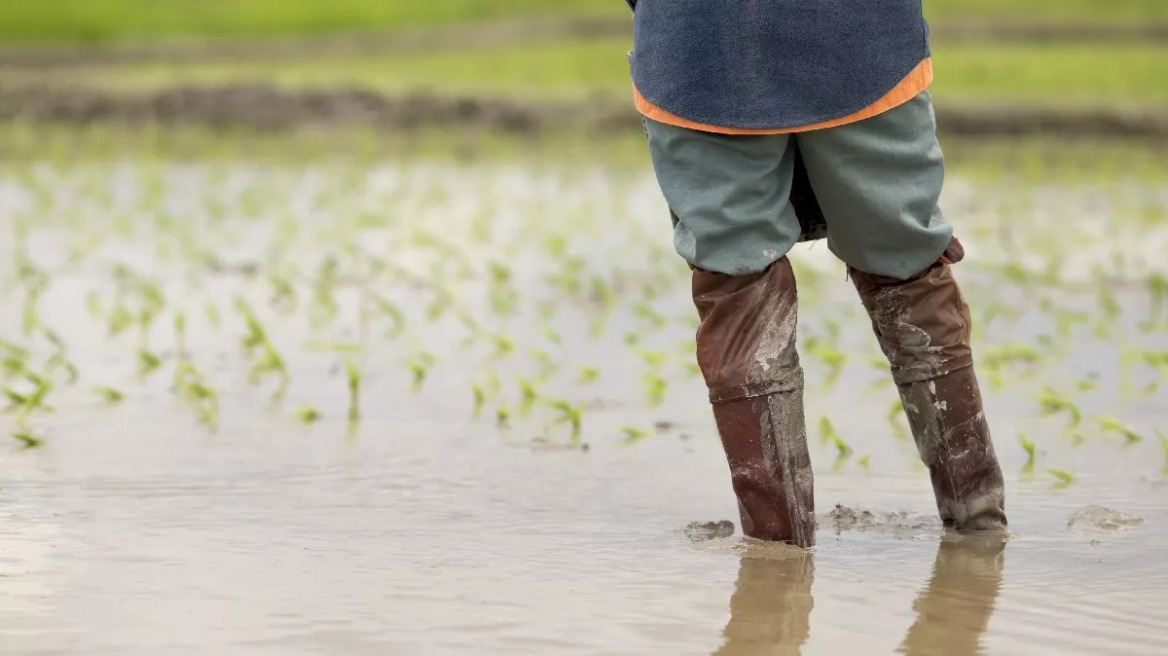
0 1 616 45
2 1 1167 45
23 39 1166 108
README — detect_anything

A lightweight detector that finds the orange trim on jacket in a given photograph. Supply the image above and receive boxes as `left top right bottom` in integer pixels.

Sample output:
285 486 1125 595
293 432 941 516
634 58 933 134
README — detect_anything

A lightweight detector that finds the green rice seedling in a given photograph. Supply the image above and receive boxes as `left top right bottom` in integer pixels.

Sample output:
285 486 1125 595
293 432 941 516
295 404 322 425
456 311 482 345
577 366 601 385
346 359 362 423
108 304 134 337
1046 467 1077 489
1036 386 1082 427
85 289 104 318
488 333 514 359
1020 434 1037 475
1075 376 1100 392
856 454 871 471
407 351 436 393
831 431 854 472
5 371 54 423
471 383 485 417
1053 308 1090 338
174 311 187 356
517 377 538 417
545 329 563 346
1143 350 1168 377
684 361 702 378
548 398 584 443
12 430 43 449
137 349 162 376
425 288 456 323
1097 415 1144 445
644 373 667 407
235 298 268 355
269 274 299 315
310 258 340 328
818 416 840 446
624 332 641 347
173 362 218 422
983 343 1044 369
1096 283 1121 322
804 338 847 389
21 282 46 336
0 354 25 379
496 403 511 429
530 348 557 382
367 292 406 339
887 398 908 440
621 425 652 446
633 301 667 330
304 340 363 354
45 354 78 386
249 345 289 402
639 350 667 370
1157 430 1168 473
3 388 28 410
1148 272 1168 324
483 369 502 400
833 433 853 460
92 385 124 404
204 301 221 331
0 337 29 362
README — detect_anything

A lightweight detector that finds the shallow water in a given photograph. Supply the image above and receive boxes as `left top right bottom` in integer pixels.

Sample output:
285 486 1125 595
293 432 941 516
1 155 1167 655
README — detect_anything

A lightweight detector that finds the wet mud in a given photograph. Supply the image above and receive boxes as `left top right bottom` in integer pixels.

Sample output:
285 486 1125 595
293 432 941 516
1 84 1166 139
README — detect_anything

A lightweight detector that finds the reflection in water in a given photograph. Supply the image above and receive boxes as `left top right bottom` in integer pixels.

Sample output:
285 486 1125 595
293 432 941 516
714 549 815 656
713 536 1005 656
900 536 1007 656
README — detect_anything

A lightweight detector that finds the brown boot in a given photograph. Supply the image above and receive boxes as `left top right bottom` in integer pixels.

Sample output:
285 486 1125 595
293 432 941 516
692 257 816 548
850 240 1007 532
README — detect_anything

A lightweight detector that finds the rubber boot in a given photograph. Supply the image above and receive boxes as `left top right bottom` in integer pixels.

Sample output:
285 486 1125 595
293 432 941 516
692 257 816 548
850 239 1007 532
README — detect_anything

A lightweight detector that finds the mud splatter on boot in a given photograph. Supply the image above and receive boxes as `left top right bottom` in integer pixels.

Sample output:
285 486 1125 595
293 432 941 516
692 257 816 548
851 241 1007 532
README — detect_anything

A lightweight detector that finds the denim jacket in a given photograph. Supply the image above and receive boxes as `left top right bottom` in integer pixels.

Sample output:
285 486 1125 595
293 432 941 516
629 0 930 130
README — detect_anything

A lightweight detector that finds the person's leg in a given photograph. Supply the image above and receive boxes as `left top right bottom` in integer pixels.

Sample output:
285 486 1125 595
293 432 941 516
643 117 815 547
795 91 1007 532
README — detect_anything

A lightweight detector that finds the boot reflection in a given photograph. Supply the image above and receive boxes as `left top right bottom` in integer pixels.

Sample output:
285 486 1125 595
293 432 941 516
714 549 814 656
899 536 1007 656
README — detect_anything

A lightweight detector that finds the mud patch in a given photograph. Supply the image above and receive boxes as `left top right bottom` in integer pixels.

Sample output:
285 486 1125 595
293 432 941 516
1 85 1166 139
823 504 941 539
1067 506 1145 533
684 520 736 542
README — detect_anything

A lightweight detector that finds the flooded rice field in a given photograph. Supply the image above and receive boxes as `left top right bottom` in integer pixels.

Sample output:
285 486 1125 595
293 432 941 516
1 146 1167 654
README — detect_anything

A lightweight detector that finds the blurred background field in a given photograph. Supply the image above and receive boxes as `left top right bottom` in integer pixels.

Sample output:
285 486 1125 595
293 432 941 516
3 0 1168 43
1 0 1166 146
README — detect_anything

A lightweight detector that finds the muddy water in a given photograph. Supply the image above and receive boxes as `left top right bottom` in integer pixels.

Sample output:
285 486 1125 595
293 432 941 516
1 156 1167 655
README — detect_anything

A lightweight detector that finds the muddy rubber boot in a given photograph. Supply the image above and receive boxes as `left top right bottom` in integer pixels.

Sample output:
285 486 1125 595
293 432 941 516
692 257 816 548
850 240 1007 532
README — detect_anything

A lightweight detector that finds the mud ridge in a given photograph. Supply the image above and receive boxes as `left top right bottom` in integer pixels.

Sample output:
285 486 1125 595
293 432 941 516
2 84 1167 139
1 18 1166 70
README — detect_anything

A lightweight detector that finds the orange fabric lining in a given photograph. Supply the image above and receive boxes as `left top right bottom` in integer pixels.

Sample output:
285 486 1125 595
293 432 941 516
633 58 933 135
